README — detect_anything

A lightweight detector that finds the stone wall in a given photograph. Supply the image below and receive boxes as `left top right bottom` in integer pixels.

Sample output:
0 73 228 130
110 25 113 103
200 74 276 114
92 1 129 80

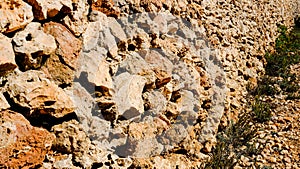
0 0 299 168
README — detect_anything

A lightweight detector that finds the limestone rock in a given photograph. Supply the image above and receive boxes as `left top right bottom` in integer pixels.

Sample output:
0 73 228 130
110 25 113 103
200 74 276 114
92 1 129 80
0 34 16 76
0 91 9 110
91 0 120 17
119 52 156 85
41 53 75 86
62 0 89 36
0 110 55 168
5 70 74 118
114 72 146 120
51 120 110 168
41 22 81 85
0 0 33 33
13 22 57 71
142 49 173 87
43 22 81 69
24 0 72 20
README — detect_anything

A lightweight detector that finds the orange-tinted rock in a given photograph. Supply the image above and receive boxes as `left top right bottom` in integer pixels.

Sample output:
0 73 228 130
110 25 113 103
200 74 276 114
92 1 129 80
91 0 120 17
43 22 81 69
0 0 34 33
42 22 81 85
24 0 72 20
0 110 55 168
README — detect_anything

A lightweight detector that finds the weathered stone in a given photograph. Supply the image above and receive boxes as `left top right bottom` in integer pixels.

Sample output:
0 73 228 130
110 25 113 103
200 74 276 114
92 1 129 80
91 0 120 17
43 154 81 169
0 110 55 168
113 72 146 120
0 34 16 76
142 50 173 87
13 22 57 71
41 22 81 86
119 52 156 85
40 53 74 86
0 91 9 110
51 120 110 169
5 70 74 118
43 22 81 69
94 58 113 92
24 0 72 20
0 0 33 33
62 0 89 36
76 48 108 86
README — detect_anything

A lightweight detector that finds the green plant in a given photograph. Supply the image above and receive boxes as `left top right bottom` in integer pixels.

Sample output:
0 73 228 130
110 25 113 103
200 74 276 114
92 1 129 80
252 98 272 123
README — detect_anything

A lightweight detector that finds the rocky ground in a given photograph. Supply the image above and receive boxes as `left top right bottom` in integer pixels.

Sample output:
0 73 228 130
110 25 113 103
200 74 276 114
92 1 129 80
0 0 299 168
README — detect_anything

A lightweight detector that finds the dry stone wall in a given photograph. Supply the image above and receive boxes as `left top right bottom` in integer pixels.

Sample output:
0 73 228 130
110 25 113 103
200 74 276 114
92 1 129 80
0 0 299 168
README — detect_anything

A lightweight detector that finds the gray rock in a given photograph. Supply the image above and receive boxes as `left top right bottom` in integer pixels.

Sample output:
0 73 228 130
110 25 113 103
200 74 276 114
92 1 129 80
113 72 146 120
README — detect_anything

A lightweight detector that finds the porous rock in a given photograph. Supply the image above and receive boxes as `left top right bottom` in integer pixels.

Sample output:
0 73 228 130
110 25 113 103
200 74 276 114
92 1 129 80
13 22 57 71
0 110 55 168
62 0 89 36
0 0 33 33
51 120 110 169
24 0 72 20
5 70 74 118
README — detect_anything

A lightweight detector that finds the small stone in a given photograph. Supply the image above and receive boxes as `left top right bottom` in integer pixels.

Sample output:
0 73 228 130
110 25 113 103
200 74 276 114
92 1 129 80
43 22 81 69
0 91 9 110
91 0 120 17
269 156 277 163
283 157 291 163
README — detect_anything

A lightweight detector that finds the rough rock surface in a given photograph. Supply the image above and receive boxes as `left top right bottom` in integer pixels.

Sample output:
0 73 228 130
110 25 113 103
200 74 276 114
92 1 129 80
5 70 74 118
0 0 299 168
0 33 17 76
62 0 89 36
13 22 57 71
24 0 72 20
0 110 55 168
0 0 34 33
41 22 81 86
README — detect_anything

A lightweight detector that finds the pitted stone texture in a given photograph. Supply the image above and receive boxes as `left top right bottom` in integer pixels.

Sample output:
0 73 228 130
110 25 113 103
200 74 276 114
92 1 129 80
62 0 89 36
24 0 72 20
0 0 34 33
13 22 57 71
91 0 120 17
5 70 74 118
51 120 111 169
0 110 55 168
0 34 17 76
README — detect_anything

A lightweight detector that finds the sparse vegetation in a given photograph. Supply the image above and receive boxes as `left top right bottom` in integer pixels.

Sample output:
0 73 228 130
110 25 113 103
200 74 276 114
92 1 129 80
205 24 300 168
